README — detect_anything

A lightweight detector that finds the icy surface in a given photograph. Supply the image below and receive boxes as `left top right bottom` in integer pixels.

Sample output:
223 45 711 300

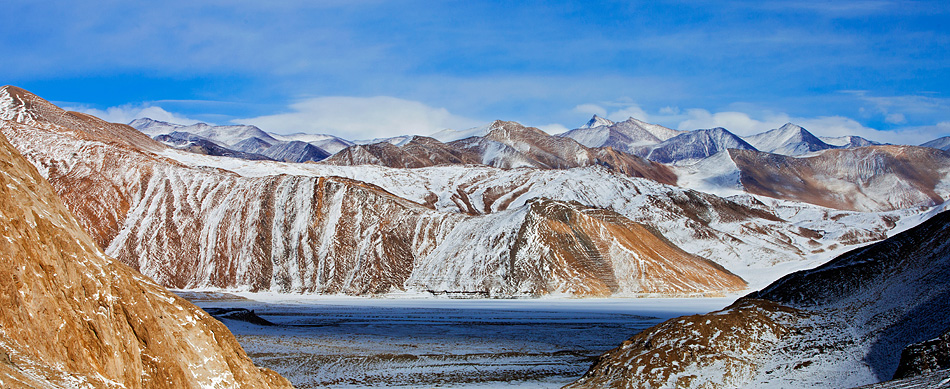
179 292 733 388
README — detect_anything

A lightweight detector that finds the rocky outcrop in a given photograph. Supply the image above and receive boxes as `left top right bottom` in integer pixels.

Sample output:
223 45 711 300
893 328 950 380
570 209 950 388
567 299 801 388
0 130 291 388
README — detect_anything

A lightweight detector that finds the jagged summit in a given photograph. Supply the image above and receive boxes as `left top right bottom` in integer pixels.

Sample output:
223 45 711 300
743 122 835 156
581 114 615 129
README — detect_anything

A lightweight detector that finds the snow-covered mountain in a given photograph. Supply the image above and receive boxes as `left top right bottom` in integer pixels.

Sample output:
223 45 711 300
324 120 680 185
321 135 483 168
646 127 757 164
921 136 950 151
3 86 929 296
569 206 950 388
155 131 274 160
580 114 615 129
268 132 353 153
742 122 836 156
231 137 330 163
822 134 881 148
559 116 683 155
130 117 332 162
429 123 492 143
0 107 290 387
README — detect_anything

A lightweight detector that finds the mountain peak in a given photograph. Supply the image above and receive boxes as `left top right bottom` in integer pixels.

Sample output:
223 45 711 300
581 115 615 129
743 123 833 156
778 122 804 132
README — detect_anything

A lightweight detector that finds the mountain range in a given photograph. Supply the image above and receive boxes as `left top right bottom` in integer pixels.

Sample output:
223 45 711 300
4 84 950 387
4 85 938 296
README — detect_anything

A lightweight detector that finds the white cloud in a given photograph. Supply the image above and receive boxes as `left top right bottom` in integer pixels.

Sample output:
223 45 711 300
676 109 778 135
536 123 568 135
65 104 202 125
572 101 652 125
236 96 481 140
607 104 650 123
573 104 607 118
885 113 907 124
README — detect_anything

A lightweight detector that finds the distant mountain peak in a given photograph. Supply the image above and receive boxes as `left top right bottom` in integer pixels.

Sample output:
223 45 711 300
743 123 833 156
581 115 615 129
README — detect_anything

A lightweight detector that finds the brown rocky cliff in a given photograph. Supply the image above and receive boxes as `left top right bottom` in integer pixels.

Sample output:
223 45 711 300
0 131 291 388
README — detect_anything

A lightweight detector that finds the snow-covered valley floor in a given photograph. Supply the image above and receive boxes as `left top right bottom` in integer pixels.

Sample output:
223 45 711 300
176 291 735 388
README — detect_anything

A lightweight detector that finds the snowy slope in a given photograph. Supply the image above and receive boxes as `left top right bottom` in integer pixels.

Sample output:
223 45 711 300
130 117 332 162
822 134 882 148
268 132 353 153
570 207 950 388
146 147 928 290
647 127 757 164
429 123 492 142
559 116 683 155
743 123 835 156
580 114 615 129
921 136 950 151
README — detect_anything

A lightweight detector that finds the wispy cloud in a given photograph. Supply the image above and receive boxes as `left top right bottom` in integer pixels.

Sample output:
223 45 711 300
236 96 481 140
65 104 203 126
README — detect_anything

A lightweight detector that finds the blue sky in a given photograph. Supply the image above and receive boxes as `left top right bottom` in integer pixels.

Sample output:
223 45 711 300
3 0 950 142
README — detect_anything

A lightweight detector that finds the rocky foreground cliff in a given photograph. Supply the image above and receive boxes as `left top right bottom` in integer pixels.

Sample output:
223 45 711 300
568 207 950 388
0 130 290 387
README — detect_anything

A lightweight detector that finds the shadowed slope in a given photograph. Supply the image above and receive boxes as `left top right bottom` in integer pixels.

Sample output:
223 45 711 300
570 209 950 388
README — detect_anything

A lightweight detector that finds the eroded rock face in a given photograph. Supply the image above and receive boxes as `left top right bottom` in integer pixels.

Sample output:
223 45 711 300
731 146 950 212
0 131 291 388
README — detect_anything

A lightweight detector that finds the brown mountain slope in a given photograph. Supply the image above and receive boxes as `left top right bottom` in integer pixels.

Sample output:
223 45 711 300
0 131 291 388
731 146 950 212
508 199 745 296
568 209 950 388
320 135 483 168
0 85 165 152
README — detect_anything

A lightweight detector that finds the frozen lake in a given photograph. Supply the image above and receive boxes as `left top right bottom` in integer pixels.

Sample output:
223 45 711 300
177 292 734 388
